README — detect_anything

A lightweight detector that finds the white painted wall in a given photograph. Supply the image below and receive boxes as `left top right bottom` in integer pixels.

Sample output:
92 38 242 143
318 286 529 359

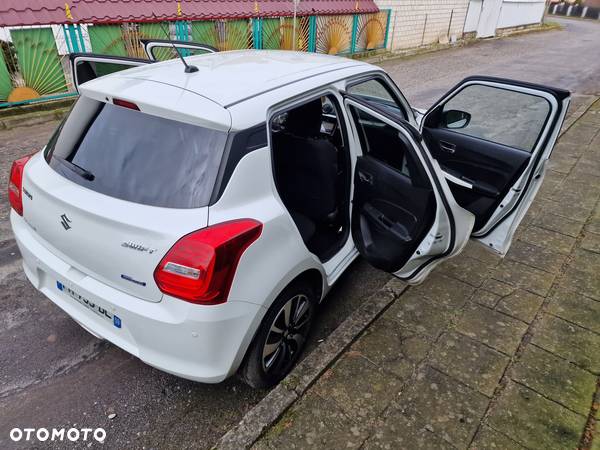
464 0 483 32
463 0 545 38
497 0 546 28
477 0 504 37
375 0 471 50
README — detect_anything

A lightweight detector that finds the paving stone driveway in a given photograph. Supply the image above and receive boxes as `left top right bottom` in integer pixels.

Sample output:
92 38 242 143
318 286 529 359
252 99 600 449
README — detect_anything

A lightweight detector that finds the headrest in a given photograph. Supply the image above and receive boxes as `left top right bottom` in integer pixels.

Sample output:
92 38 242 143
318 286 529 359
284 99 323 137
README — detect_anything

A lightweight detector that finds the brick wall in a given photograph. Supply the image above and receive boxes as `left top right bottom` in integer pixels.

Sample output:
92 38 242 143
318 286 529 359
375 0 470 50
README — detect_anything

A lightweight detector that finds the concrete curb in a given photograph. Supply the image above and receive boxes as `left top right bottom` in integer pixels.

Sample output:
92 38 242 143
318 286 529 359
215 281 406 450
0 106 71 130
560 94 599 137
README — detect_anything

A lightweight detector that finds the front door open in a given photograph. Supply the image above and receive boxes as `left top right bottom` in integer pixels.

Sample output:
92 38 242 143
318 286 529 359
421 76 570 254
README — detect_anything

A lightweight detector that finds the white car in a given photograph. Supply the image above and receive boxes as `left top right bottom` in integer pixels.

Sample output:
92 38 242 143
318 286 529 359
8 43 570 388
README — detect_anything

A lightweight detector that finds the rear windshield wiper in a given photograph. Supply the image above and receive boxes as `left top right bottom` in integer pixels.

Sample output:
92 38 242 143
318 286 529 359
54 156 95 181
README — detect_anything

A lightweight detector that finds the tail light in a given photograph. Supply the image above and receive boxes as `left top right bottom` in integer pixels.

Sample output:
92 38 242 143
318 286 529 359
8 155 33 216
154 219 262 305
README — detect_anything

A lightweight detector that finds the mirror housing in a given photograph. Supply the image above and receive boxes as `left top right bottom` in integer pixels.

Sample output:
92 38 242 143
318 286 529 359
322 102 335 115
442 109 471 129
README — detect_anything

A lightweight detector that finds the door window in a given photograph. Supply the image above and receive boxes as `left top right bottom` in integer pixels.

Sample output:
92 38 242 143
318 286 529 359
349 105 431 184
439 84 551 152
347 78 408 120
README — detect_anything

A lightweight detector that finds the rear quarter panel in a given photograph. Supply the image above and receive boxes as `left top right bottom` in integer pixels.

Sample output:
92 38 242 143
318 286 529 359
207 147 326 372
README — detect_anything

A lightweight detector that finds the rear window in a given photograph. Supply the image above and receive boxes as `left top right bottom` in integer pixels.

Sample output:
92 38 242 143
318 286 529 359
46 97 227 208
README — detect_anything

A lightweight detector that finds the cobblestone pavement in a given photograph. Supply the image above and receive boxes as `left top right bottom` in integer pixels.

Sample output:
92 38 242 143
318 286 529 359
252 99 600 449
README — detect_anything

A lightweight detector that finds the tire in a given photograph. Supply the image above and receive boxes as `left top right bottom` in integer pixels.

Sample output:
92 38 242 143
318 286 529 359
240 280 317 389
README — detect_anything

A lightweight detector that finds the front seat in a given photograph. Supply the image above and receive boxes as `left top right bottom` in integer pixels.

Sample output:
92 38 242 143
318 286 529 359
274 100 339 232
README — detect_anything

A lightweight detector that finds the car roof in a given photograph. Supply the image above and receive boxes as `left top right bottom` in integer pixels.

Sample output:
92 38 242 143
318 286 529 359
79 50 376 130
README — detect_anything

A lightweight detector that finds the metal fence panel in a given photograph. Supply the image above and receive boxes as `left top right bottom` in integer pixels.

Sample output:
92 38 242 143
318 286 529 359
10 28 67 101
316 15 353 55
0 9 393 108
354 11 389 52
89 24 128 56
261 17 310 51
0 49 12 101
191 20 253 51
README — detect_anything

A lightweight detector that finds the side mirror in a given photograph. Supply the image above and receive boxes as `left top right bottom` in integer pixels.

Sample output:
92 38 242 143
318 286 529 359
322 102 335 115
443 109 471 129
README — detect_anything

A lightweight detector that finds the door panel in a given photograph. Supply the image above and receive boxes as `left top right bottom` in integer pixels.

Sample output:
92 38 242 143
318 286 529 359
140 39 217 61
69 54 150 92
423 127 530 229
353 155 436 272
345 97 474 284
422 76 570 254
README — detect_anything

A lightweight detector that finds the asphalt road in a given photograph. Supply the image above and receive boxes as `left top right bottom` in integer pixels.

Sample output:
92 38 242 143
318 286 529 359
1 17 599 450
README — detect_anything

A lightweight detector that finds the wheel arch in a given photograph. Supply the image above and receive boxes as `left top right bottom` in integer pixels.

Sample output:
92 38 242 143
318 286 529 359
232 267 325 380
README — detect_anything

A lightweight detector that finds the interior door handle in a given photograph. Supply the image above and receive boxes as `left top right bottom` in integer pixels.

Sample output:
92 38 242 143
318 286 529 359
439 141 456 154
363 204 412 243
442 170 473 189
358 170 374 185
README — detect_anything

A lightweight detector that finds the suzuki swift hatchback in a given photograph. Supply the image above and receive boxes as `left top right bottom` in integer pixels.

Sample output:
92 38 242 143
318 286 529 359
9 47 570 388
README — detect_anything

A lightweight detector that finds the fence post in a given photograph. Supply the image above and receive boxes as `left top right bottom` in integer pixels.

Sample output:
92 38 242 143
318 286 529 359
66 24 80 52
253 18 262 49
62 25 73 53
308 15 317 52
76 24 86 52
175 20 189 41
383 9 392 50
351 14 359 53
421 13 428 46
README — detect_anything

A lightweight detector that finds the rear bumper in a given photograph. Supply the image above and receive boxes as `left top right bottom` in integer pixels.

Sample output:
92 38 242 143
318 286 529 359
11 211 265 383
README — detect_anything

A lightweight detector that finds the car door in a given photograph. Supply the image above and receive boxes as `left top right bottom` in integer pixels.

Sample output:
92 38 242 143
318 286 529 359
69 54 151 92
344 95 475 284
420 76 570 254
140 39 217 61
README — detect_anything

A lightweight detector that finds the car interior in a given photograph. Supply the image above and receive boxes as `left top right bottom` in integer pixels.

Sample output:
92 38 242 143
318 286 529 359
271 96 351 262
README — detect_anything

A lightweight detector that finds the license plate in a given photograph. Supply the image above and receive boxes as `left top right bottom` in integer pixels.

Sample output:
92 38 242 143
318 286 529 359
56 281 122 329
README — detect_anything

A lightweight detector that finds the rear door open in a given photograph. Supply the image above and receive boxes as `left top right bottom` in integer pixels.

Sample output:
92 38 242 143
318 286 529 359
344 96 474 284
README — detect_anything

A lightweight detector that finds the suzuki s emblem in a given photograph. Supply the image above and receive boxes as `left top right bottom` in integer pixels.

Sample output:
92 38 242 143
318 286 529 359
60 214 72 230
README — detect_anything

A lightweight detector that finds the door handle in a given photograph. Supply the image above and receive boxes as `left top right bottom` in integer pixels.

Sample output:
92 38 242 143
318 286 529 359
439 141 456 154
363 204 412 243
358 170 374 185
442 170 473 189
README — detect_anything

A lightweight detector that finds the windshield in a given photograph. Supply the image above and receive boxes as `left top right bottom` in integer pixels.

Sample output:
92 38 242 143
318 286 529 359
45 97 227 208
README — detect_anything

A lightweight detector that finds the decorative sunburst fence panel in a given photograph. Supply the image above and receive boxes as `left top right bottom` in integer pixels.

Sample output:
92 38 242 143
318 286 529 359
191 20 253 52
7 28 67 102
89 24 128 57
316 15 353 55
354 11 390 52
0 10 391 107
261 17 310 51
0 50 12 101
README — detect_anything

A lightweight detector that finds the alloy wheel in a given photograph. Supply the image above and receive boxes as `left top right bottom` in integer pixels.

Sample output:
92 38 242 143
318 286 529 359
261 294 313 375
